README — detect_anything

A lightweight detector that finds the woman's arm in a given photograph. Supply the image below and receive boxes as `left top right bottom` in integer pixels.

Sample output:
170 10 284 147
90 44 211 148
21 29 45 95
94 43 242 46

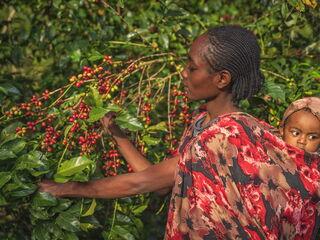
100 113 152 172
39 155 178 198
100 113 175 195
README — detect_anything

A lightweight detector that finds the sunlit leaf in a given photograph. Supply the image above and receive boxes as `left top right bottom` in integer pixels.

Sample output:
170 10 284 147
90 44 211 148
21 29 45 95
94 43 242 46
116 112 143 131
56 203 81 232
0 149 16 161
55 156 93 177
82 199 97 217
32 191 58 207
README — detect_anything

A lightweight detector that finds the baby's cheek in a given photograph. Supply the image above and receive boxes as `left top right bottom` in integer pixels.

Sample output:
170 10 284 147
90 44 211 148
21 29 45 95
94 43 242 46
306 140 320 152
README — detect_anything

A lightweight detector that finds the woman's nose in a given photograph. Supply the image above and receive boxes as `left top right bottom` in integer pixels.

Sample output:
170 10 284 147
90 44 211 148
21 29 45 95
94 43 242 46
181 66 188 80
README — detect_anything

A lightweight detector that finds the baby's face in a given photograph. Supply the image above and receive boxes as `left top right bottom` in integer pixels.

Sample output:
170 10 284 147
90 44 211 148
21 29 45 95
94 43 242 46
282 109 320 152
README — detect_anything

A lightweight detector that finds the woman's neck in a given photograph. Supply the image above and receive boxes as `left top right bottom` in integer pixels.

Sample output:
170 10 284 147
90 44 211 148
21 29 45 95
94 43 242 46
205 94 240 120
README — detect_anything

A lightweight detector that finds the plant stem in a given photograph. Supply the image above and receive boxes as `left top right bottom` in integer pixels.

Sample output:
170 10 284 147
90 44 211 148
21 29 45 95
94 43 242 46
108 199 118 239
57 142 69 170
261 68 291 82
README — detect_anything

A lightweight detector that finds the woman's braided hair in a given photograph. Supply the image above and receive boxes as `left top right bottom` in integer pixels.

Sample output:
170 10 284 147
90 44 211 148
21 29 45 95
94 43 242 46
204 25 264 103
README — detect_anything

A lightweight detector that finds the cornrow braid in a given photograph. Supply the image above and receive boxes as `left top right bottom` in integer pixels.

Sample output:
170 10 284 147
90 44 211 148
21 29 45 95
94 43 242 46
204 25 264 103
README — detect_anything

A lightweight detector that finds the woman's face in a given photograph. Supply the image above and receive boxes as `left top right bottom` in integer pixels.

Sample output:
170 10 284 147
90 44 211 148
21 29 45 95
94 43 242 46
282 109 320 152
181 34 219 101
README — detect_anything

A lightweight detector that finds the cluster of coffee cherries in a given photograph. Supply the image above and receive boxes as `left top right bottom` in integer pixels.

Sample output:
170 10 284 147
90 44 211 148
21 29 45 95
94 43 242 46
15 127 27 136
68 101 91 133
112 89 128 105
141 98 152 126
70 63 109 88
5 90 51 118
41 126 61 152
101 148 133 176
170 86 191 125
101 149 121 176
77 131 101 154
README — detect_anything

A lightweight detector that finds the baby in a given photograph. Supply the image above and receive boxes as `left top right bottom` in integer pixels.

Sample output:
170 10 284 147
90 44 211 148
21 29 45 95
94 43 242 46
279 97 320 238
280 96 320 153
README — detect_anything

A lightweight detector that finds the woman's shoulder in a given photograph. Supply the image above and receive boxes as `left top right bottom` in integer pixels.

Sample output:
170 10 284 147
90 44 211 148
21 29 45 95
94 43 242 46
216 112 281 137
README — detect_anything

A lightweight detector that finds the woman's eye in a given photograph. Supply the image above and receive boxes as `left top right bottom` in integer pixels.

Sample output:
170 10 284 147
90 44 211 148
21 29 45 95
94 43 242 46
188 66 197 72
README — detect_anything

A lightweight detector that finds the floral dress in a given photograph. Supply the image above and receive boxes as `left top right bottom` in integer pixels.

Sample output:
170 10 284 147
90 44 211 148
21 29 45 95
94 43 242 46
165 112 320 240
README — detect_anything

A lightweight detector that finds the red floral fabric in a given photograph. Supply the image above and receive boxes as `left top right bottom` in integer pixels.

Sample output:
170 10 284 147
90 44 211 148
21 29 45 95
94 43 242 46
165 112 320 240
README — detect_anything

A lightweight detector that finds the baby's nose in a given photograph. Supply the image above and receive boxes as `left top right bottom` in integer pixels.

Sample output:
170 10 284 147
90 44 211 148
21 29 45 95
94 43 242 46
297 134 307 145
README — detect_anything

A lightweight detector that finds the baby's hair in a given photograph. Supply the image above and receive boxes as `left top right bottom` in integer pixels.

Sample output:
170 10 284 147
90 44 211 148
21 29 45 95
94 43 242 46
281 96 320 128
204 25 264 103
283 108 312 127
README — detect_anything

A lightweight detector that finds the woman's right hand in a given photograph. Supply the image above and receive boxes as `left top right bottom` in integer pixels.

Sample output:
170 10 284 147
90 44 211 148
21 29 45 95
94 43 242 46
100 112 125 138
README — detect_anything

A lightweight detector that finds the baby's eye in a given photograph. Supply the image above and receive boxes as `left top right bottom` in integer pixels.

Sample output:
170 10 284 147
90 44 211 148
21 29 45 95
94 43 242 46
308 134 319 140
290 129 300 137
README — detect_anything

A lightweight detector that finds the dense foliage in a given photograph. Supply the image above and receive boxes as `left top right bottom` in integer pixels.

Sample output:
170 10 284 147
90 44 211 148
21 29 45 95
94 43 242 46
0 0 319 239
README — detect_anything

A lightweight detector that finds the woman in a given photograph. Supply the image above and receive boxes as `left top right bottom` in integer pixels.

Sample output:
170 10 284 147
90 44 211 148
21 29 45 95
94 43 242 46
39 26 320 239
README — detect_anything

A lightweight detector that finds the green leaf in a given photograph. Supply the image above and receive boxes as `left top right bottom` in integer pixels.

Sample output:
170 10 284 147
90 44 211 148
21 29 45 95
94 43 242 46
53 174 69 183
88 104 122 122
51 199 73 213
88 107 108 122
0 134 18 147
56 203 81 232
64 232 79 240
80 223 96 232
32 224 51 240
70 49 81 62
15 151 48 176
111 225 135 240
5 182 37 197
55 156 93 177
70 172 90 182
88 50 103 62
30 206 51 220
116 112 143 131
32 191 58 207
132 204 148 215
89 86 103 107
64 125 72 139
147 121 167 132
160 34 169 49
265 81 286 102
0 172 11 188
0 84 21 96
0 122 22 142
0 149 16 161
82 199 97 217
142 135 160 146
1 139 26 154
0 193 7 206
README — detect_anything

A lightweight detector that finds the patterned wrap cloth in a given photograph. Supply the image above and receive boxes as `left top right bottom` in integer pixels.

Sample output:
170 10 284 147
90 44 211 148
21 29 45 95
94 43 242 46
165 112 320 240
281 97 320 127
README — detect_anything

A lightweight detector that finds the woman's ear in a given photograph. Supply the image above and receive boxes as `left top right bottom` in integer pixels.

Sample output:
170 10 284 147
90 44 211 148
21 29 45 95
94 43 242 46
215 70 232 89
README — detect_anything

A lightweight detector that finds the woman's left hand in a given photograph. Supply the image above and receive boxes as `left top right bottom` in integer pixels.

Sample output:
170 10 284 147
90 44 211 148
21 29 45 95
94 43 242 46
38 180 70 198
